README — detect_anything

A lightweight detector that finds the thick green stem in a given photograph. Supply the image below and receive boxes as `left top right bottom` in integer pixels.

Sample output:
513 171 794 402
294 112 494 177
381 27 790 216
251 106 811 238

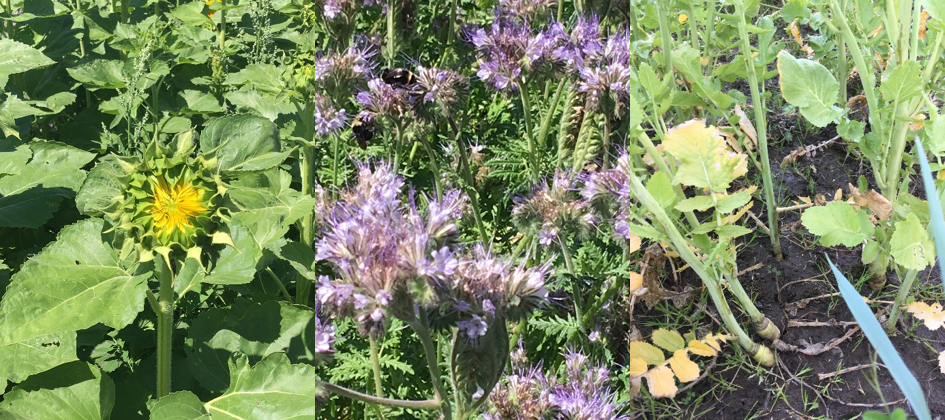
656 0 673 73
885 269 919 332
386 0 396 66
537 79 568 149
601 109 613 170
518 80 540 183
702 0 716 62
723 272 780 341
324 383 440 410
156 257 175 398
736 4 782 260
410 313 451 420
297 103 317 305
622 169 773 366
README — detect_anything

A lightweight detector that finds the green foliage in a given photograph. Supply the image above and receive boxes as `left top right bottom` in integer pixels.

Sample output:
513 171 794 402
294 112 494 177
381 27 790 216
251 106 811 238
801 202 872 247
776 51 843 127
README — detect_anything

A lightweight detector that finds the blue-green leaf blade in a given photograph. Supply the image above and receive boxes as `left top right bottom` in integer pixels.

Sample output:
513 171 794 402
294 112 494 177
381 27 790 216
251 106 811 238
827 256 931 420
915 138 945 290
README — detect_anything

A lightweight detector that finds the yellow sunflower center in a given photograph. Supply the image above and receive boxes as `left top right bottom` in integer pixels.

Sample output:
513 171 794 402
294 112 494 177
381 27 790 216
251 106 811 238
150 177 209 237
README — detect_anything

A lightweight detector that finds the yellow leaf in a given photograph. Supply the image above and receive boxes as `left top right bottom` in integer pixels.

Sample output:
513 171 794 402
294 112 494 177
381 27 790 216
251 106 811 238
627 272 644 293
625 231 642 253
627 357 648 376
920 11 930 40
906 302 945 331
645 365 678 398
678 13 688 24
733 105 758 150
669 350 700 382
663 119 748 192
628 341 666 365
688 340 718 357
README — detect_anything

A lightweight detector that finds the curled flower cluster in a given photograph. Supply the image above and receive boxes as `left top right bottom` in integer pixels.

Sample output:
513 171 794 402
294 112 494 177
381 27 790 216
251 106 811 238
415 65 465 114
311 93 348 135
484 350 629 420
499 0 556 22
575 31 636 112
581 154 652 245
313 163 551 338
356 77 413 119
512 173 595 247
309 37 378 83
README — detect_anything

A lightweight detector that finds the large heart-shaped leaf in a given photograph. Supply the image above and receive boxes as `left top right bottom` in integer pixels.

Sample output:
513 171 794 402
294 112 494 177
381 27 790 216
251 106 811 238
0 362 114 420
0 332 77 391
0 218 149 346
186 299 332 392
199 115 289 173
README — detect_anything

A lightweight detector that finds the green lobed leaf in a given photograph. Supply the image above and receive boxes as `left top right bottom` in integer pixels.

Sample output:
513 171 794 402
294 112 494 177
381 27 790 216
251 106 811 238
0 362 115 420
180 90 223 114
675 196 715 212
716 191 751 214
0 218 149 346
651 329 686 352
203 353 326 419
0 141 30 176
186 299 332 392
716 224 752 239
647 172 679 210
66 59 126 90
828 257 931 420
199 115 288 173
777 51 843 127
801 202 870 247
889 213 935 270
879 61 923 103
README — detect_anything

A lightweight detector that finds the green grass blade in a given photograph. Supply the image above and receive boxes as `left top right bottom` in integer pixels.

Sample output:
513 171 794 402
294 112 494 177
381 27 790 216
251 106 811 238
827 256 931 420
914 137 945 290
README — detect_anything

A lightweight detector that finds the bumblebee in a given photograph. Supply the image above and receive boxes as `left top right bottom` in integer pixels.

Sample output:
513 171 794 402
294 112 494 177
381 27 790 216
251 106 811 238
380 67 416 88
351 113 376 150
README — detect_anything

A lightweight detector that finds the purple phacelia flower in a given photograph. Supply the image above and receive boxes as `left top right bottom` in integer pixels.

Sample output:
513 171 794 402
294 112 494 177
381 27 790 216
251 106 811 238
512 173 593 247
415 66 465 113
311 93 347 135
499 0 557 21
485 349 630 420
458 314 490 338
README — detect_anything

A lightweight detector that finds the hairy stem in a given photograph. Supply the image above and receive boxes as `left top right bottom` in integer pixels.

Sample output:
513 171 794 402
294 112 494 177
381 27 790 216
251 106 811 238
324 383 441 410
518 79 540 183
156 257 175 398
410 313 452 419
296 102 316 305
